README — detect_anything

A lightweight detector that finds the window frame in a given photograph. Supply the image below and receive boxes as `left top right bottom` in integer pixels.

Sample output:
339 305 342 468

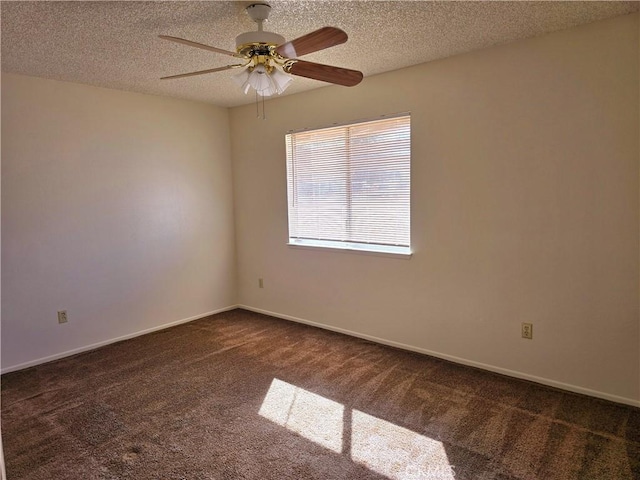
285 113 412 257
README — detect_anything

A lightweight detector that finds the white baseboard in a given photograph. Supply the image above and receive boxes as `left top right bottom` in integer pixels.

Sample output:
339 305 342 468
239 304 640 408
5 303 638 408
1 305 239 374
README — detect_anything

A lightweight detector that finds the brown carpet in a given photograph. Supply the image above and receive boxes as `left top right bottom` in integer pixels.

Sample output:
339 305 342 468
2 308 639 480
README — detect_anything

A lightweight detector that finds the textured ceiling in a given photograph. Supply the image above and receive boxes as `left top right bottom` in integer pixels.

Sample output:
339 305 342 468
1 1 638 108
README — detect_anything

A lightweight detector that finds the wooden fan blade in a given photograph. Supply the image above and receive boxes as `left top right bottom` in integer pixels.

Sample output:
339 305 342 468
159 35 241 58
286 60 363 87
276 27 347 58
161 64 242 80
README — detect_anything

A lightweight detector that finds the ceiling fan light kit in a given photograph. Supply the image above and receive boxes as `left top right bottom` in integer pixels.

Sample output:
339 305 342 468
160 2 363 100
232 63 293 97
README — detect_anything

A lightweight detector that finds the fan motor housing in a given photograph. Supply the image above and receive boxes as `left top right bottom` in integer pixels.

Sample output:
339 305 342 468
236 31 285 57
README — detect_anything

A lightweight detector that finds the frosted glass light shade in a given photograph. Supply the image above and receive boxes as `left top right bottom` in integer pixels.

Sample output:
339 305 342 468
270 68 293 94
231 68 251 94
232 64 293 97
249 64 273 94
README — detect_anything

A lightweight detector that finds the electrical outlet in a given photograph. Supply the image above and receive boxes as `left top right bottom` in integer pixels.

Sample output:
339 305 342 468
258 278 264 288
57 310 68 324
522 322 533 339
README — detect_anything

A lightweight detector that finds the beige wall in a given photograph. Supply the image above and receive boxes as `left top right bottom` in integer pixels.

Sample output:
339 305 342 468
1 74 237 369
230 14 639 404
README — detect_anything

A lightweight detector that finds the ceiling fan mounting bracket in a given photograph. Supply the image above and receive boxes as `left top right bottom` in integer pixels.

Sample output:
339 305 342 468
236 2 281 50
246 3 272 28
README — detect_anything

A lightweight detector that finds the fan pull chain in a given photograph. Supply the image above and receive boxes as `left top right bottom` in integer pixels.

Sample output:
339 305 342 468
255 90 259 117
254 90 267 120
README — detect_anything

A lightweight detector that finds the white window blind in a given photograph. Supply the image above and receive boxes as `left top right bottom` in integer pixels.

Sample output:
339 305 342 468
286 115 411 255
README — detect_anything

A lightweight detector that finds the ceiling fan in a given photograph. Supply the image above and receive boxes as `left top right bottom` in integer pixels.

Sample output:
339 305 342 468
159 2 363 97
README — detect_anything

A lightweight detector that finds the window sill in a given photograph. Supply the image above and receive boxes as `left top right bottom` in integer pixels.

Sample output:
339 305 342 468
287 240 412 259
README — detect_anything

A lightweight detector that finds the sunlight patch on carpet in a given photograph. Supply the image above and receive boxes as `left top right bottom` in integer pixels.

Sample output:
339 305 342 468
259 379 455 479
259 378 344 453
351 409 455 480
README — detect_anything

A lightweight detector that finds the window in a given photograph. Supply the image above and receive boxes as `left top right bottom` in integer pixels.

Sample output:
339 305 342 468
286 114 411 255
